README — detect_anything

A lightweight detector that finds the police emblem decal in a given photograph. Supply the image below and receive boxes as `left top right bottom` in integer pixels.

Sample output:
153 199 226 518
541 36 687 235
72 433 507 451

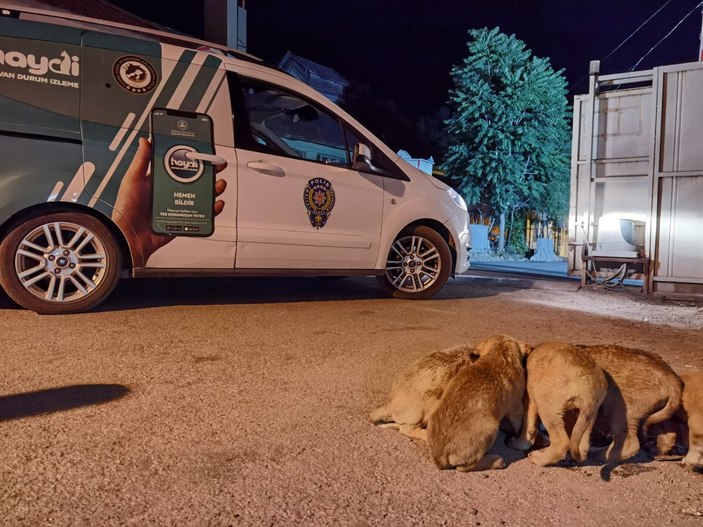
113 56 158 94
304 178 335 229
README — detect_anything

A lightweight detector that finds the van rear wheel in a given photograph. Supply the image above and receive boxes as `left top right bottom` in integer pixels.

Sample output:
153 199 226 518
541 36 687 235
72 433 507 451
376 226 451 300
0 212 121 314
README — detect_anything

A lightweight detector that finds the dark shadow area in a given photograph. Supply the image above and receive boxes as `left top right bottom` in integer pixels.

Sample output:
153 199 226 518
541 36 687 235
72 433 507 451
458 271 580 292
96 273 571 312
100 276 386 311
0 287 20 310
0 271 581 313
598 453 658 482
491 430 530 468
0 384 130 421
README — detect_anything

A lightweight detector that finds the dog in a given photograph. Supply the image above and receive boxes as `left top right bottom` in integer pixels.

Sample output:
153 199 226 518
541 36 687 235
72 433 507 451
648 370 703 470
679 370 703 469
578 344 683 462
370 345 476 439
426 335 530 471
508 341 608 466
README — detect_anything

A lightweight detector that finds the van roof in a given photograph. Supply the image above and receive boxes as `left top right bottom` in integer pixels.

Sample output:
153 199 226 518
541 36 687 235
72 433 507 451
1 4 263 65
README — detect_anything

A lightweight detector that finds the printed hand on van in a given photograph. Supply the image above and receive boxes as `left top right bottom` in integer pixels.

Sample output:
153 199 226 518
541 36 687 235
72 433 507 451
112 137 227 267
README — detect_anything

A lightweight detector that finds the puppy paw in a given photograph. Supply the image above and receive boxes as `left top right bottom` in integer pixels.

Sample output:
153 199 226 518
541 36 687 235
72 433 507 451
490 456 506 470
479 454 505 470
527 449 552 467
508 437 533 451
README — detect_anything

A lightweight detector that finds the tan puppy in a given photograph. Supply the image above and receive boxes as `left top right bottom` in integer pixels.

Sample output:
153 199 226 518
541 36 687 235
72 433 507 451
370 345 476 439
646 416 687 460
509 341 608 466
680 370 703 469
427 335 530 471
578 344 683 462
650 370 703 469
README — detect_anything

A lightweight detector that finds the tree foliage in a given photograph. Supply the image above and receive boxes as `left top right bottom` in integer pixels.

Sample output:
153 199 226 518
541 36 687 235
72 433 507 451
442 27 571 251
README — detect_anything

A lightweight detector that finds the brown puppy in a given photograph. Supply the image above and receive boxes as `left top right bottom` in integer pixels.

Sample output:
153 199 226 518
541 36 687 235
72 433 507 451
646 416 687 459
650 370 703 469
427 335 530 471
509 341 608 466
680 370 703 469
578 344 683 462
370 345 475 439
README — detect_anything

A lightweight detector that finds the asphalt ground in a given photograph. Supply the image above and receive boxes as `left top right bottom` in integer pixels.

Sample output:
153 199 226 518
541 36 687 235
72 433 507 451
1 273 701 526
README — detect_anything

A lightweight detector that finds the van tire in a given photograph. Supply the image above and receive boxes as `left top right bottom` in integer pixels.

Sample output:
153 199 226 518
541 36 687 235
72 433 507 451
376 225 451 300
0 212 121 314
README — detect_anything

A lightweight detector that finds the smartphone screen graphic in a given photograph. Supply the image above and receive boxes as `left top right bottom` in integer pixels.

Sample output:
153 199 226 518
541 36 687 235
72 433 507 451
150 108 215 237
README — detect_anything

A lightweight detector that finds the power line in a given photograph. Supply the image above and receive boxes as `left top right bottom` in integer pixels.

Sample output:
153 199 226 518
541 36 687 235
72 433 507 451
628 1 703 71
603 0 672 63
569 0 673 92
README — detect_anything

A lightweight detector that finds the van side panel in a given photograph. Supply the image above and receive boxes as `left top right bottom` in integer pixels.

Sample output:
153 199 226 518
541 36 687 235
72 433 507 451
76 34 237 268
0 18 81 138
0 135 82 225
78 34 227 214
77 32 164 217
0 18 237 270
0 18 84 225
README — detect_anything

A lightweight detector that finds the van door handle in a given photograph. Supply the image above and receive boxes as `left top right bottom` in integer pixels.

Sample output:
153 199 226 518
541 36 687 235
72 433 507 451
247 161 286 177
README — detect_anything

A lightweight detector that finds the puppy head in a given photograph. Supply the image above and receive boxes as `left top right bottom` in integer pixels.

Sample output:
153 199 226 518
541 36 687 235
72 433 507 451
474 335 532 361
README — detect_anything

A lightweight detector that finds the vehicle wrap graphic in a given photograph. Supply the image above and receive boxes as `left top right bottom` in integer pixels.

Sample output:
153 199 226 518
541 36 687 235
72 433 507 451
79 35 223 214
150 109 215 237
0 15 231 268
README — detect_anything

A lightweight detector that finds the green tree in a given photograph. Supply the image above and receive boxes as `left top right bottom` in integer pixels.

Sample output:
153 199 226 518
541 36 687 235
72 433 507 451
442 27 571 252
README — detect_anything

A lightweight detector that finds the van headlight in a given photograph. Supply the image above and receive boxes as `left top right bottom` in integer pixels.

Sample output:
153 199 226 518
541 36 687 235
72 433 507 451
447 188 467 211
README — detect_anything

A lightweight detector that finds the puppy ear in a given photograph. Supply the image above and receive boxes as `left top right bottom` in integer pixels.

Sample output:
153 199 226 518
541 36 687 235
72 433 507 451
473 339 490 357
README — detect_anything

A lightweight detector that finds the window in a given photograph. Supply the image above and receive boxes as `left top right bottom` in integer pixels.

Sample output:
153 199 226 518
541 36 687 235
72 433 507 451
239 78 349 167
228 73 407 180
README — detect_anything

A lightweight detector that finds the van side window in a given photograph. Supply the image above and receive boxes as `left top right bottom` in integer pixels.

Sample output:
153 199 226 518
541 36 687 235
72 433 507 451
238 78 349 167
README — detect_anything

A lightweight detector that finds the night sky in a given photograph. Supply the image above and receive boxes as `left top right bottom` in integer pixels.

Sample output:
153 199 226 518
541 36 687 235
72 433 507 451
113 0 702 120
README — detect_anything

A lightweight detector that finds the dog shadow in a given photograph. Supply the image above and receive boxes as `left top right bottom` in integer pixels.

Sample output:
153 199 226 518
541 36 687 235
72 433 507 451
494 431 532 468
0 384 129 421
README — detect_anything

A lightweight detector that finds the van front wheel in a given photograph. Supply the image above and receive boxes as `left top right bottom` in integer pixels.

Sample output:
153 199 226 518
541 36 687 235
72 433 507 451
0 212 121 314
376 226 451 300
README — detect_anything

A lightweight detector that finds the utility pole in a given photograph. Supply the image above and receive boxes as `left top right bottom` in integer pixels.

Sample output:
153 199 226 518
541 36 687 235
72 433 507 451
203 0 247 51
699 6 703 60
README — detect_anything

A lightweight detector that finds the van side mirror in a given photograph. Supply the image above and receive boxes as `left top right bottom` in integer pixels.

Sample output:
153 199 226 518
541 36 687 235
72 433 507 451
352 143 380 173
351 142 410 181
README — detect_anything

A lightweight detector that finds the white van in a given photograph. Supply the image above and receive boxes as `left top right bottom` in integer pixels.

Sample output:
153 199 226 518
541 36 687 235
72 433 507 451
0 6 470 314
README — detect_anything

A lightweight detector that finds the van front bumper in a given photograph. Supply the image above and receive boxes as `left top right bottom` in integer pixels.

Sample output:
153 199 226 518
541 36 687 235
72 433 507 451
446 209 470 275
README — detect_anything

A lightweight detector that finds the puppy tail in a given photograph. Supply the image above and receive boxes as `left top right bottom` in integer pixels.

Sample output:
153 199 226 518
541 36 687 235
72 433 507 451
569 408 598 463
369 404 392 424
642 388 682 433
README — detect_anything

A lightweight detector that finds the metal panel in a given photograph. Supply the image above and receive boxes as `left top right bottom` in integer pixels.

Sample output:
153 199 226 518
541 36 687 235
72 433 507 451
655 175 703 279
592 179 648 256
595 90 651 161
659 65 703 173
652 63 703 293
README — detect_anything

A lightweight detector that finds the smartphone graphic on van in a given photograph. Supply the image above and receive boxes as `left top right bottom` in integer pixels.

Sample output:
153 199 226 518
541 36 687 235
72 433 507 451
150 108 215 237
